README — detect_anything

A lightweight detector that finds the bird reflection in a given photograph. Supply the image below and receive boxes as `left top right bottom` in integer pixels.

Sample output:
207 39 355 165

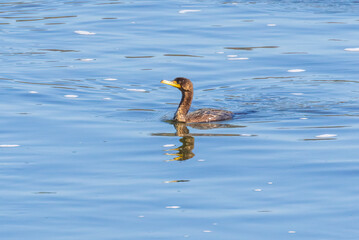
165 123 195 161
152 122 248 162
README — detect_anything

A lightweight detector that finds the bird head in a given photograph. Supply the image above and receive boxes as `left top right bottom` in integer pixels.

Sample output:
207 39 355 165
161 77 193 92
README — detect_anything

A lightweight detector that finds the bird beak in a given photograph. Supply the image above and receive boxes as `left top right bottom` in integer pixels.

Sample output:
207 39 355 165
161 80 181 89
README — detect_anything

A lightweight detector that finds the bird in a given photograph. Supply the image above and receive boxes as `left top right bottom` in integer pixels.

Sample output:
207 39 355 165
161 77 233 123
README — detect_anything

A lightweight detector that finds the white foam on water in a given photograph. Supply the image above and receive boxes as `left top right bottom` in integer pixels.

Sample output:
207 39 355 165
344 48 359 52
227 54 238 57
316 134 337 138
254 189 262 192
268 182 273 185
267 23 277 27
291 93 304 95
126 88 147 92
216 51 224 54
103 97 112 100
300 117 308 120
197 159 205 162
64 95 78 98
29 91 38 94
74 30 96 35
165 206 181 209
179 9 201 14
104 78 117 81
288 69 306 73
203 230 212 233
163 144 175 147
288 231 296 234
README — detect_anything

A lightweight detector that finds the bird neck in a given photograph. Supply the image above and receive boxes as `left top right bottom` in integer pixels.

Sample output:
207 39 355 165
174 90 193 122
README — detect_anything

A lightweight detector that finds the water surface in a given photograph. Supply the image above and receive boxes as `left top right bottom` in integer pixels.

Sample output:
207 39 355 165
1 0 359 239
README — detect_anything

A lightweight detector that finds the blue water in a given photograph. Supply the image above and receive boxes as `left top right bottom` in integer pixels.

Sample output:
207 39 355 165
1 0 359 239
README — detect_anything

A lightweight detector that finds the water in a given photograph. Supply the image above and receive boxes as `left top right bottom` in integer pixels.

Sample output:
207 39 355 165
1 0 359 239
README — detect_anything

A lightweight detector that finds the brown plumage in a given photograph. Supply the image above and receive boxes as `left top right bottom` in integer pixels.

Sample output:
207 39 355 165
161 77 233 123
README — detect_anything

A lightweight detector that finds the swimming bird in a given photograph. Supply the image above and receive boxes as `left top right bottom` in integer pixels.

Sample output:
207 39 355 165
161 77 233 123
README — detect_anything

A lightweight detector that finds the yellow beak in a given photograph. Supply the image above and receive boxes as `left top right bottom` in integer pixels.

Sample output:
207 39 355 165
161 80 181 89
